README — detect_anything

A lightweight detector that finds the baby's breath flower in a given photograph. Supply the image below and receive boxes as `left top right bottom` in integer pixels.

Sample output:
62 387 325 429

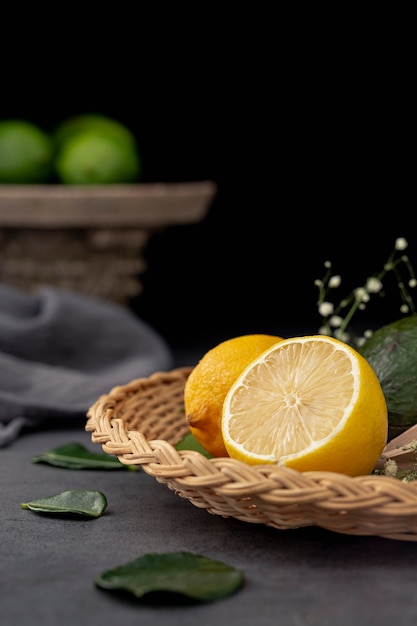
354 288 368 302
329 275 341 288
366 277 383 293
375 441 417 482
318 302 334 317
329 315 343 328
315 237 417 348
383 459 398 478
395 237 408 251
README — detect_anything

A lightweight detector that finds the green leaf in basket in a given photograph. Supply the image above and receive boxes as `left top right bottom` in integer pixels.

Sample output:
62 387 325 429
20 490 107 518
94 551 244 603
175 432 213 458
31 442 137 470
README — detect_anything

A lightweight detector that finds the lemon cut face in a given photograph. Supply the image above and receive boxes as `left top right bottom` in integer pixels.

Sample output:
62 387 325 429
222 335 388 476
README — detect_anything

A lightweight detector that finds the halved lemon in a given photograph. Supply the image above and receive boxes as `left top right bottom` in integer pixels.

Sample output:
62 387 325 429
221 335 388 476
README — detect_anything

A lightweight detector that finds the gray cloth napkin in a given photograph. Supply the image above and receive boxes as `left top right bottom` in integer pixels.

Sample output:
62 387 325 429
0 284 173 447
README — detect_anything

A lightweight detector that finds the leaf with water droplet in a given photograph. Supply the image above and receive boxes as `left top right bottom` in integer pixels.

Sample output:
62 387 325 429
21 490 107 517
31 442 137 470
94 551 244 602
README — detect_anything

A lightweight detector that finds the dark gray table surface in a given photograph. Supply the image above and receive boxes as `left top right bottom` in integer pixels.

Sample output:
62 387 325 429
2 347 417 626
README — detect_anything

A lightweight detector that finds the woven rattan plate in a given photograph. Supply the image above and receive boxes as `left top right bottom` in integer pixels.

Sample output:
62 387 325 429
85 367 417 542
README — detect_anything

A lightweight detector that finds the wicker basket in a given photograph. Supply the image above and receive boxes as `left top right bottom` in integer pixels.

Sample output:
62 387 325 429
85 367 417 542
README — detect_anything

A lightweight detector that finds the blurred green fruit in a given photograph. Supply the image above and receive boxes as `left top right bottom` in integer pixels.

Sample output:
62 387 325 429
359 315 417 440
0 119 54 183
54 130 142 184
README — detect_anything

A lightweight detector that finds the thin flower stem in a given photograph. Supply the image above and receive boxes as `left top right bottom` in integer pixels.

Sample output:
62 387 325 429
338 298 361 335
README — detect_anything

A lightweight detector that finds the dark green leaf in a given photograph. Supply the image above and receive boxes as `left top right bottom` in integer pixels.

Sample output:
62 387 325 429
175 432 212 458
31 442 137 470
94 551 244 602
20 489 107 518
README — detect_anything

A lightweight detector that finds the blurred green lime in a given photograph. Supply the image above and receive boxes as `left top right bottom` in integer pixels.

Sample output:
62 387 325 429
54 130 142 184
0 119 54 183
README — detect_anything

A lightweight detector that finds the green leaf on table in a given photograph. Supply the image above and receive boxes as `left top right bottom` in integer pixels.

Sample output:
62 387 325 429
20 489 107 518
175 432 213 458
31 442 137 470
94 551 244 603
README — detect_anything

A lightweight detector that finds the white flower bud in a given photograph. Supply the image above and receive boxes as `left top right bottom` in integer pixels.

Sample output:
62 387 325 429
318 302 334 317
366 277 383 293
395 237 408 251
329 315 343 328
329 275 341 288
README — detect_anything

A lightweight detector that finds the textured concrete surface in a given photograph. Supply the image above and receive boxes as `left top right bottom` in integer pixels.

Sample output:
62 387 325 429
3 422 417 626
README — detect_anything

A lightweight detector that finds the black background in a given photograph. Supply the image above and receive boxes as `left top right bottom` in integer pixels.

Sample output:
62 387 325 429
1 17 414 350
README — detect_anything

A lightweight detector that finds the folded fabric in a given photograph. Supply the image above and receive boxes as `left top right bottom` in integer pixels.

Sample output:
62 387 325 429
0 284 173 447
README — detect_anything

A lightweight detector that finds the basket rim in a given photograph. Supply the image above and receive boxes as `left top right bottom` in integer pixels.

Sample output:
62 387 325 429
85 366 417 542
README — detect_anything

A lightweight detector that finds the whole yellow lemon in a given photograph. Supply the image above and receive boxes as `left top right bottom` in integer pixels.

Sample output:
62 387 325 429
184 334 283 457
